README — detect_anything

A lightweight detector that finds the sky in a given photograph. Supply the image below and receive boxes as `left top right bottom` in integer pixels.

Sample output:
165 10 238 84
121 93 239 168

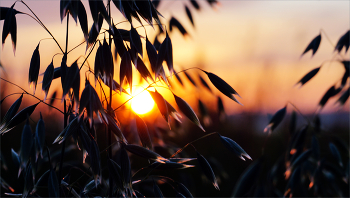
0 0 349 115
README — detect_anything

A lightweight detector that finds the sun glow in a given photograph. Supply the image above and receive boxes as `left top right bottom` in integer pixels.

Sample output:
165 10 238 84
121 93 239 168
130 88 155 115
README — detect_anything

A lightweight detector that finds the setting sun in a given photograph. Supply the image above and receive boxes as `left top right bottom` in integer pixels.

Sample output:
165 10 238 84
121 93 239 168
130 88 155 115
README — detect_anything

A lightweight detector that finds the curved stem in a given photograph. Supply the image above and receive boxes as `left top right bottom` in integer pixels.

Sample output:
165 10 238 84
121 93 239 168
170 132 218 158
59 15 70 183
79 41 97 71
20 0 64 53
0 77 64 114
107 3 113 196
67 40 86 54
320 29 335 48
287 101 310 124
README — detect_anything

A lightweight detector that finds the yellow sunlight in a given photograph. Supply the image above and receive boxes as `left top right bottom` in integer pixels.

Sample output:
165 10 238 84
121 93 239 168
130 88 155 115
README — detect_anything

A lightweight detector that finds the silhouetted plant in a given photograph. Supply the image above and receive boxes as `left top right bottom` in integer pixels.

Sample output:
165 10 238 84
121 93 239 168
232 30 349 197
0 0 251 197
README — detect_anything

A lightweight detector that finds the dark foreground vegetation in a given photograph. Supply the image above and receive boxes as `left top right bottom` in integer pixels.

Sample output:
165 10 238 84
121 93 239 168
0 0 349 197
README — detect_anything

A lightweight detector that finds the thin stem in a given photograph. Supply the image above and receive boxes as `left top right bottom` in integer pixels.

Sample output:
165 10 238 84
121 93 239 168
20 1 63 53
58 15 70 182
65 17 69 54
107 2 113 196
79 41 97 71
320 29 335 48
67 40 86 54
170 132 218 158
287 101 310 124
0 78 64 114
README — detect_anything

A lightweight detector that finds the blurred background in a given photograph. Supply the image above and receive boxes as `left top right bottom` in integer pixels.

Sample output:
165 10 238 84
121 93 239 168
0 0 349 197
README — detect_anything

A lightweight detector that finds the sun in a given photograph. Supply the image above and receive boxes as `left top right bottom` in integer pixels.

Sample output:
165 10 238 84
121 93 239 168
130 88 155 115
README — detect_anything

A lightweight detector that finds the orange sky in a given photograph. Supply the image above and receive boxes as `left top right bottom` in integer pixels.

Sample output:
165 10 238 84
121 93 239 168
0 0 349 115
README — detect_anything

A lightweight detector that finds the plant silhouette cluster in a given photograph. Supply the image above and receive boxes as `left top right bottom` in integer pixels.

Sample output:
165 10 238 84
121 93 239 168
236 30 349 197
1 1 349 197
0 0 252 197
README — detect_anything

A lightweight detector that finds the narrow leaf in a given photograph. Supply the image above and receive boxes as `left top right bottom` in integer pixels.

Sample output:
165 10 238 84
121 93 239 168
11 149 20 170
156 37 168 75
125 144 168 163
335 30 349 53
60 0 70 22
199 75 211 92
136 56 154 83
130 25 143 57
113 25 127 59
173 93 205 131
341 61 349 87
87 14 103 48
48 169 59 197
149 161 194 170
264 106 287 133
165 100 182 123
301 34 321 57
174 71 184 86
83 179 99 194
198 99 211 126
153 180 164 197
79 79 104 124
28 43 40 93
2 6 17 53
203 70 242 105
62 60 80 99
102 37 114 79
77 1 88 40
88 0 99 29
135 114 152 149
219 135 252 161
184 71 197 87
232 158 262 197
134 1 153 25
329 143 343 167
35 113 45 158
185 6 194 27
175 182 193 198
120 147 131 184
196 151 219 190
53 116 79 144
169 17 188 36
107 159 123 190
148 90 169 124
49 91 57 107
0 93 23 129
52 66 61 79
319 86 341 107
217 96 225 122
42 61 54 99
2 103 39 134
285 149 312 177
120 51 132 93
335 87 350 106
104 114 127 143
23 163 34 197
296 67 320 86
165 32 174 75
190 0 200 10
20 119 33 168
